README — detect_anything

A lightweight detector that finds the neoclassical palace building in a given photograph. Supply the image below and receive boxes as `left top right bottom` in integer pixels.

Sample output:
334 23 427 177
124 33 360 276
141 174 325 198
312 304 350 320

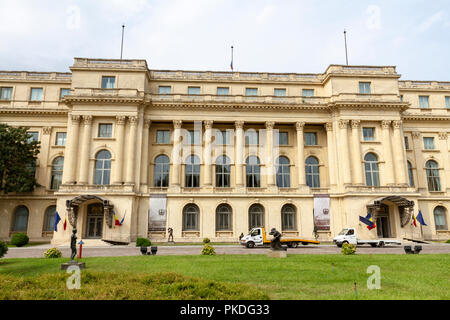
0 58 449 244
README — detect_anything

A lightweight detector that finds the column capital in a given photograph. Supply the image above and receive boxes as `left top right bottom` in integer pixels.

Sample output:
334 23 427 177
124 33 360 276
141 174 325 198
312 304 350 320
128 116 138 126
438 132 448 140
204 120 214 129
392 120 403 129
325 122 333 131
350 120 360 129
265 121 275 130
235 121 244 129
82 115 93 125
338 119 349 129
70 114 80 122
381 120 392 129
116 115 127 125
411 131 421 139
43 126 52 135
144 119 152 129
173 120 183 129
295 121 305 131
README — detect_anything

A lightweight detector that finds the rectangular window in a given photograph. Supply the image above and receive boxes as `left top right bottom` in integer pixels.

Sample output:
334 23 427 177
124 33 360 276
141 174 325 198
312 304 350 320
277 132 289 146
158 86 171 94
216 130 230 145
187 130 200 145
30 88 43 101
274 88 286 96
102 76 116 89
445 96 450 109
217 87 229 95
156 130 170 144
98 124 113 138
0 87 13 100
400 95 404 102
245 130 259 145
55 132 67 146
305 132 317 146
27 131 39 143
419 96 430 108
363 128 375 141
245 88 258 96
359 82 371 94
404 136 410 150
424 137 435 150
60 88 71 99
188 87 200 95
302 89 314 97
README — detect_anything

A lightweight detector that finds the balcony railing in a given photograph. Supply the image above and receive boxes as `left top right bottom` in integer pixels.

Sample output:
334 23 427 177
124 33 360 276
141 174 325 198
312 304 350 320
70 88 144 98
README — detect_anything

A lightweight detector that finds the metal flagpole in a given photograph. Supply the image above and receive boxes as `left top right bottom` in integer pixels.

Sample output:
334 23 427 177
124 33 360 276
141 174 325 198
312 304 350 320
120 24 125 60
344 29 349 65
231 45 234 72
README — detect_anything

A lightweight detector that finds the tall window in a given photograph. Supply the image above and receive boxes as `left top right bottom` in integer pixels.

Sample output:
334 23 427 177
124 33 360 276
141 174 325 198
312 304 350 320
446 96 450 109
302 89 314 97
0 87 13 100
156 130 170 144
433 206 448 230
419 96 429 108
56 132 67 146
94 150 111 185
51 157 64 190
305 132 317 146
423 137 435 150
246 156 261 188
182 204 199 231
154 155 170 187
276 156 290 188
404 136 410 150
407 161 414 187
185 155 200 188
98 124 113 138
158 86 171 94
245 130 259 145
274 88 286 96
215 155 231 188
187 130 200 145
101 76 115 89
276 132 289 146
359 82 371 94
425 160 441 191
43 206 56 232
30 88 43 101
215 130 230 145
248 204 264 229
363 128 375 141
281 204 296 231
216 204 232 231
364 153 380 187
27 131 39 142
12 206 29 232
305 156 320 188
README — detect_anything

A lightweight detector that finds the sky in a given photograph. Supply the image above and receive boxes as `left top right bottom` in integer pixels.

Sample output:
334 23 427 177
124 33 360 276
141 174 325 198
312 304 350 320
0 0 449 80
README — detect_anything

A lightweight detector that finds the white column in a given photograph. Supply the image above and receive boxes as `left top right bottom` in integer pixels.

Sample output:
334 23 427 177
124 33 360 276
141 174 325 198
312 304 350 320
171 120 182 186
296 122 306 188
325 122 337 187
381 120 395 185
113 115 126 184
235 121 244 187
339 119 352 185
392 120 408 185
350 120 364 185
203 120 213 186
411 131 427 191
62 114 80 184
265 121 276 187
140 119 151 186
125 116 138 184
78 115 92 184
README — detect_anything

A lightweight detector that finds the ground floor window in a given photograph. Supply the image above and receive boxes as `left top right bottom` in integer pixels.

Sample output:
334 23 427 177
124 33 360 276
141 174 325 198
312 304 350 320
43 205 56 232
12 205 29 232
248 204 264 229
434 206 448 230
183 204 199 231
216 204 232 231
281 204 297 230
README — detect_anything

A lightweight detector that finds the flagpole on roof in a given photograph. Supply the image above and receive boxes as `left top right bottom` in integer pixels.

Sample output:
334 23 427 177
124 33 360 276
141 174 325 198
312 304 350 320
344 29 349 65
120 24 125 60
230 45 234 72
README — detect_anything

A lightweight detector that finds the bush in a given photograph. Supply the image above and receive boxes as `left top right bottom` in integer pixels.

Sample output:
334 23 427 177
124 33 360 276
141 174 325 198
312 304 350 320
10 233 29 247
44 248 62 259
202 238 211 244
136 238 151 247
0 241 8 258
202 244 216 256
341 243 357 255
445 239 450 243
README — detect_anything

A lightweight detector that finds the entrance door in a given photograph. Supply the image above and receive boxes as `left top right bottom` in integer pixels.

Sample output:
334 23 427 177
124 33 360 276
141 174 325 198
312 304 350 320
376 205 391 238
86 203 103 238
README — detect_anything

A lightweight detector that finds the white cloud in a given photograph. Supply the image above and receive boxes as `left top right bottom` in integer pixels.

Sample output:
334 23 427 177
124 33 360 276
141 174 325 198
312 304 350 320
418 11 444 32
366 4 382 30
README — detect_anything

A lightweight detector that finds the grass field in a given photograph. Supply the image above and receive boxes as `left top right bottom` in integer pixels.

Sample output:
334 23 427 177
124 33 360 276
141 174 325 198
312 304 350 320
1 254 449 300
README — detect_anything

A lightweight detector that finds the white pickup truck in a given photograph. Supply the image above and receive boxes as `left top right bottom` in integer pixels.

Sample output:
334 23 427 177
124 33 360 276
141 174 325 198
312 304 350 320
333 228 402 248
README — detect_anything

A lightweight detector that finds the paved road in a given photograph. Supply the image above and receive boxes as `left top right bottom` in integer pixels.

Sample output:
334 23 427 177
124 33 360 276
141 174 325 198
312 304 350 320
5 243 450 258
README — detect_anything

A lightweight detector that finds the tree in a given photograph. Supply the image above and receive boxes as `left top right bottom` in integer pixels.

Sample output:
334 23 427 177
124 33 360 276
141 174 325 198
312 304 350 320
0 124 40 193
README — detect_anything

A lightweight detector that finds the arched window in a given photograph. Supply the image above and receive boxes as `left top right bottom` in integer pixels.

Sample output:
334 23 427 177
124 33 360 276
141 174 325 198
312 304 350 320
433 206 448 230
185 155 200 188
305 156 320 188
248 204 264 229
246 156 261 188
216 204 232 231
425 160 441 191
364 153 380 187
94 150 111 185
51 157 64 190
43 205 56 232
407 161 414 187
182 204 199 231
281 204 297 231
276 156 291 188
216 155 231 188
154 155 170 187
12 206 29 232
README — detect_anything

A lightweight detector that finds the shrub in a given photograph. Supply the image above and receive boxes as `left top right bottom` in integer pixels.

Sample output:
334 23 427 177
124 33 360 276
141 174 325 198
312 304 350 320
202 244 216 256
136 237 151 247
203 238 211 244
10 233 29 247
445 239 450 244
44 248 62 259
0 241 8 258
341 243 357 255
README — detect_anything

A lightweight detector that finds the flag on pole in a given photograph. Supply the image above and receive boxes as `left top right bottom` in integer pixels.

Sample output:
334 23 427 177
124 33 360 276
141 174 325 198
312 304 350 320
63 216 67 231
54 212 61 232
412 213 417 227
120 213 126 226
416 210 427 226
113 210 124 226
359 213 376 230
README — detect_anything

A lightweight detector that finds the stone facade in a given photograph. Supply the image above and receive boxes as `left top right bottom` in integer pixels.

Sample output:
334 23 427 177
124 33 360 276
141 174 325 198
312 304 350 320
0 59 449 244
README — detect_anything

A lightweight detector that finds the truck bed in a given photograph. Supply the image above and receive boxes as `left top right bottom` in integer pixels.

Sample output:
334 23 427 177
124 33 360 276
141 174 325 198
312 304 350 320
264 238 320 245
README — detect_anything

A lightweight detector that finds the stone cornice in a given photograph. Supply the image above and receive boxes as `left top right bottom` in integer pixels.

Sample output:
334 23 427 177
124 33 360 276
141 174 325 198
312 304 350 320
402 114 450 121
0 106 68 115
64 96 145 106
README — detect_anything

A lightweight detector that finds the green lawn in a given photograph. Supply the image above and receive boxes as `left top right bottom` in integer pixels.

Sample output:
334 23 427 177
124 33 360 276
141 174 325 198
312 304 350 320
1 254 449 300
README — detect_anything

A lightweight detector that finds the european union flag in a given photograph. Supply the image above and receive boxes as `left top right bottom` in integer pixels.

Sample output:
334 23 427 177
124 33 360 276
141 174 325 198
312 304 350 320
54 211 61 232
416 211 427 226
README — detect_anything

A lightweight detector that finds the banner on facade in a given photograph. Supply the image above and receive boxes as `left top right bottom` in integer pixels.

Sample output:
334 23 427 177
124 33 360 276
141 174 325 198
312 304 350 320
313 194 330 230
149 194 167 231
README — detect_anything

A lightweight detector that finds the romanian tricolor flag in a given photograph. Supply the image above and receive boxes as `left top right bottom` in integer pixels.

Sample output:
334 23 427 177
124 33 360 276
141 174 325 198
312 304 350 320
412 214 417 227
367 213 376 230
113 210 125 226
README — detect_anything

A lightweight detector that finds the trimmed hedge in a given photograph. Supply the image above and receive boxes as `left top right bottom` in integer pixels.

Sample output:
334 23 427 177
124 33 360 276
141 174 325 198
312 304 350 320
136 237 151 247
0 241 8 258
10 233 29 247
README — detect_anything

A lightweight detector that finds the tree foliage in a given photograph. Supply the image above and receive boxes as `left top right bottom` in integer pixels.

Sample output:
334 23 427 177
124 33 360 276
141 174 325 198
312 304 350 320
0 124 40 193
